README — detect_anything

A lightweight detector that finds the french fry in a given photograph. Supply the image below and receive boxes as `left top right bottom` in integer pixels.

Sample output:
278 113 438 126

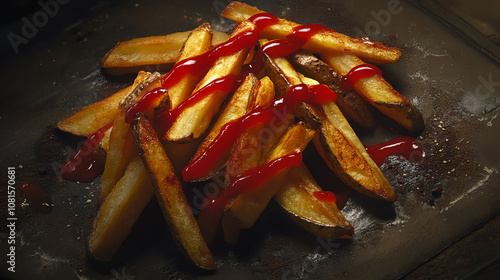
157 23 215 112
313 101 395 201
274 163 353 239
225 76 276 183
263 51 395 201
288 50 375 129
57 71 150 137
98 108 135 204
188 74 259 181
165 20 256 142
321 53 424 133
88 153 154 262
100 30 230 76
222 1 402 64
222 121 316 243
131 113 216 270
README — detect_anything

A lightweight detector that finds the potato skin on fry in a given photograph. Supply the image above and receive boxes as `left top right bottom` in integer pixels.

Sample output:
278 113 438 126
321 53 425 134
287 50 375 130
131 113 216 270
313 102 396 201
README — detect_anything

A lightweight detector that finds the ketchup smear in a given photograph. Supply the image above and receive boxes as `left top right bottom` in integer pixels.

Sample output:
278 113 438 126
339 64 382 92
19 183 52 213
61 122 112 182
365 136 426 166
197 151 303 243
182 84 336 182
313 191 337 203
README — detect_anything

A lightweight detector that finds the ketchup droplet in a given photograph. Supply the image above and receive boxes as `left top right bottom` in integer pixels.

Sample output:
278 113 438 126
313 191 337 203
197 151 303 244
19 183 52 213
339 64 382 92
365 136 426 166
61 122 112 182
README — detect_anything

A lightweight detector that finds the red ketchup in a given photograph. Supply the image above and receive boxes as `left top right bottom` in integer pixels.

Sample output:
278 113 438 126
125 87 167 123
182 84 336 182
156 75 237 127
19 183 52 213
313 191 337 203
365 136 426 166
126 13 278 125
243 23 327 77
61 122 112 182
339 64 382 92
197 151 303 244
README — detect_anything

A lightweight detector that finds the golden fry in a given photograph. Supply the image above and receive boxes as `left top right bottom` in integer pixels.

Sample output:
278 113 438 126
131 113 216 270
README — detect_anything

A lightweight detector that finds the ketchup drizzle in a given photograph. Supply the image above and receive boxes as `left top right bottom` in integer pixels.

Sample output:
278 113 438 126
19 183 52 213
313 190 337 203
128 13 329 128
242 23 328 78
156 75 237 127
125 87 167 123
182 84 336 182
197 151 303 243
365 136 425 166
339 64 382 92
61 122 112 182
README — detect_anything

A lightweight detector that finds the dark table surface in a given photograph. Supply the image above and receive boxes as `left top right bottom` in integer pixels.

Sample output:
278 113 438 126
0 0 499 279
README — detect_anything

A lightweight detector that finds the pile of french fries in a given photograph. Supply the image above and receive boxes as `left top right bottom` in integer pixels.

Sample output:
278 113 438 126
57 1 424 270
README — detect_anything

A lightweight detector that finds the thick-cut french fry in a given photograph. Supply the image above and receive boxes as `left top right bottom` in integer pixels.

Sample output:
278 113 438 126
98 108 135 204
88 153 154 262
188 74 258 181
313 101 395 201
263 52 395 201
165 21 255 142
321 53 425 133
57 71 150 137
158 23 215 112
222 1 402 64
100 30 230 76
131 113 216 270
288 50 375 129
275 163 353 239
225 76 276 183
222 122 316 243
